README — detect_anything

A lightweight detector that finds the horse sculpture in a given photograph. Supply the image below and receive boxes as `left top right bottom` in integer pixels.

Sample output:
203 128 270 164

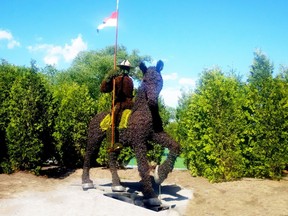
82 60 180 206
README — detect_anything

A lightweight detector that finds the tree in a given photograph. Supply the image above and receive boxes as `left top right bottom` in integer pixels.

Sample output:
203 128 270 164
58 46 152 102
0 60 23 172
52 82 96 167
177 68 246 182
243 50 288 179
5 64 52 173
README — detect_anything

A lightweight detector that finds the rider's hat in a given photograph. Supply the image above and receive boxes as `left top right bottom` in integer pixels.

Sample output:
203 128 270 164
117 60 133 71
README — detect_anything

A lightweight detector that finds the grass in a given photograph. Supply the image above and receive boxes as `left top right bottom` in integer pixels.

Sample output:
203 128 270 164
127 148 187 170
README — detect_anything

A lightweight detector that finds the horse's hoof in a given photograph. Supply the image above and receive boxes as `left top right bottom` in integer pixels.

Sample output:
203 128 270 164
154 165 161 184
143 197 162 206
112 185 126 192
82 182 95 191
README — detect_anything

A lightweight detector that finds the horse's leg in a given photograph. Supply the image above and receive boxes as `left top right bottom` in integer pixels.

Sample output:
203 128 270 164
152 132 180 184
133 142 162 206
82 113 107 190
103 127 125 192
108 150 126 192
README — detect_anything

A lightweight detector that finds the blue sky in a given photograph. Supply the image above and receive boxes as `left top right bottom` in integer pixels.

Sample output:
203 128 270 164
1 0 288 107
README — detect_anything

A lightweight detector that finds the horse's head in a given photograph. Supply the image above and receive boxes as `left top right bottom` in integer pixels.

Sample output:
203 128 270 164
139 60 164 107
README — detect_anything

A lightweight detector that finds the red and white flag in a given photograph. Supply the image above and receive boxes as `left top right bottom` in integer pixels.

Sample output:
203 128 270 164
97 11 118 32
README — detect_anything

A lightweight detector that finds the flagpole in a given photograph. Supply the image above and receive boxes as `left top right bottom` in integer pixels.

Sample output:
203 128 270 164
111 0 119 150
114 0 119 70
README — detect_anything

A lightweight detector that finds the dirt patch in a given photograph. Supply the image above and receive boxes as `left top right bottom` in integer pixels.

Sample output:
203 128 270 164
0 168 288 216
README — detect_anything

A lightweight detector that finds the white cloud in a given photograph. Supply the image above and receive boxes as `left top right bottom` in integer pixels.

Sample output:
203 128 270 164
28 34 87 65
0 30 12 40
44 55 59 66
0 30 20 49
62 36 87 61
7 40 20 49
160 76 197 108
179 78 196 87
162 72 178 81
160 87 181 108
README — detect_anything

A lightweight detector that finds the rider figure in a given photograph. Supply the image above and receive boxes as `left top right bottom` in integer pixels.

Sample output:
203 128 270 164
100 60 134 151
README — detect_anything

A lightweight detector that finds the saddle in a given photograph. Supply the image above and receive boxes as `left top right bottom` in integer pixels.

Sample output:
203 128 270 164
100 109 132 131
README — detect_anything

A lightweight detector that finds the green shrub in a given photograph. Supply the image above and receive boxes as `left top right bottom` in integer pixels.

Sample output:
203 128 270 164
241 51 288 179
178 69 246 182
52 82 96 168
177 52 288 181
5 67 52 174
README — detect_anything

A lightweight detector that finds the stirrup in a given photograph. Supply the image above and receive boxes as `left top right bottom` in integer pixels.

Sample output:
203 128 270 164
108 143 123 152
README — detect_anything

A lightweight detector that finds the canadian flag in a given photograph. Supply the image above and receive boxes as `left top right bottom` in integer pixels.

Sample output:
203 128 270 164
97 11 118 32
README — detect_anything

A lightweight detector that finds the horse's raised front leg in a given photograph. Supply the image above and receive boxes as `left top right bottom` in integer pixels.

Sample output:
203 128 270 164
82 113 106 190
152 132 180 184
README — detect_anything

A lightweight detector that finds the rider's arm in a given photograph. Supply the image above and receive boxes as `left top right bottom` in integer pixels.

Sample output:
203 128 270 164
100 69 119 93
100 79 113 93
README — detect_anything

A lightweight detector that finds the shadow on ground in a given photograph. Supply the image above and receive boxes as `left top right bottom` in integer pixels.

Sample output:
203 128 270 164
39 166 76 179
